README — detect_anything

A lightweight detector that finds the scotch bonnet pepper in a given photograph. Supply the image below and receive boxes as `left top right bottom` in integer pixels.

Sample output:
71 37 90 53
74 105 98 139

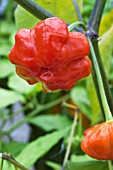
81 121 113 160
9 17 91 92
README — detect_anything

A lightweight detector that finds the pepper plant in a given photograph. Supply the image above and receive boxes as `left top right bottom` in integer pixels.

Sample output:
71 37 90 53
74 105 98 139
0 0 113 170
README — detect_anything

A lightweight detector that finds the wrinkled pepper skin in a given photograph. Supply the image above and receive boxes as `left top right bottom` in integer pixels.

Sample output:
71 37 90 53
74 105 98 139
9 17 91 92
81 122 113 160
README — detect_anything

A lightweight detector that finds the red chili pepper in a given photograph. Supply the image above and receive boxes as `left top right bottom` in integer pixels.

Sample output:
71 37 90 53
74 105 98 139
9 17 91 92
81 121 113 160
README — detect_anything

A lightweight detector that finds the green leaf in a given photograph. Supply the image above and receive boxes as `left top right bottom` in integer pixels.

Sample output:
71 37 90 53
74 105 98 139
15 5 39 30
66 155 109 170
0 20 16 56
86 75 101 124
0 160 14 170
8 74 36 94
46 161 61 170
64 135 82 154
16 129 66 168
99 25 113 78
109 57 113 80
29 114 72 131
0 43 12 57
0 20 15 35
70 86 92 120
99 9 113 36
0 88 24 108
0 141 27 156
70 154 97 162
0 59 14 78
36 83 43 92
35 0 82 23
15 0 82 30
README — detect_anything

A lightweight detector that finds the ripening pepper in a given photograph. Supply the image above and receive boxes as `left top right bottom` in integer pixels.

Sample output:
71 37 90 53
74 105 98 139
81 121 113 160
8 17 91 92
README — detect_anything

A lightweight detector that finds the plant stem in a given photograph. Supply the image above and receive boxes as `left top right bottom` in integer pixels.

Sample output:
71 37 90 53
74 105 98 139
0 158 4 170
108 160 113 170
62 101 77 110
87 0 107 38
93 41 113 115
0 153 28 170
71 0 83 22
78 111 82 138
3 104 31 122
14 0 81 32
90 60 105 120
14 165 18 170
62 109 78 169
88 37 112 121
1 95 70 135
68 21 86 32
14 0 54 20
62 101 82 138
87 0 113 118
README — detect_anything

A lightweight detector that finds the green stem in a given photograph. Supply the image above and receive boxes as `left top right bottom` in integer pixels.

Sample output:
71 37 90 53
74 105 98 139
0 158 4 170
14 0 54 20
68 21 86 32
1 95 70 135
93 41 113 115
86 0 113 118
78 111 82 138
87 0 107 37
14 0 81 32
0 104 33 133
62 110 78 169
3 104 31 122
108 160 112 170
88 37 112 121
71 0 83 22
90 60 105 120
62 101 77 110
40 93 47 104
0 153 28 170
14 165 18 170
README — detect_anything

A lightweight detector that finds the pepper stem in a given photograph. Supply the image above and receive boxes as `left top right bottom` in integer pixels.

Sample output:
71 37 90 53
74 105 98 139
68 21 86 32
0 153 28 170
61 108 78 169
71 0 83 22
0 158 4 170
108 160 113 170
88 37 112 121
93 42 113 115
87 0 106 37
78 111 82 139
14 0 54 20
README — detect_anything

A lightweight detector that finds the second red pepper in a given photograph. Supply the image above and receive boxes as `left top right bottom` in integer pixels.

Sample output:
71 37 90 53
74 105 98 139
81 121 113 160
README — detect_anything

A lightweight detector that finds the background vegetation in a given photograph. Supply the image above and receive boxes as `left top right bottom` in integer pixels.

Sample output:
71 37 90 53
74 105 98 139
0 0 113 169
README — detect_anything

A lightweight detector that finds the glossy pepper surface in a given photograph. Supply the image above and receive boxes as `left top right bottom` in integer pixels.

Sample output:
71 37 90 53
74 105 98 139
81 121 113 160
9 17 91 92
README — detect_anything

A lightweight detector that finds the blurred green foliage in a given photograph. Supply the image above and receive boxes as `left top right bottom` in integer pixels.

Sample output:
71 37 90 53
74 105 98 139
0 0 113 170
